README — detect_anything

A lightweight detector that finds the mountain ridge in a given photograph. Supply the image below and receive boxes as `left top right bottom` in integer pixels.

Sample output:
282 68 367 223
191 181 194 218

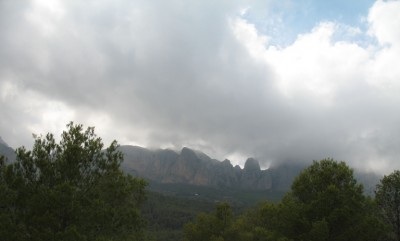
0 139 381 195
119 145 381 194
120 145 275 190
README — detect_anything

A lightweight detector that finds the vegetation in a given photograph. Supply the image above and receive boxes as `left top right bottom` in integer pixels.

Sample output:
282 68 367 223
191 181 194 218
183 159 389 241
183 202 234 241
0 123 147 241
142 191 216 241
2 123 400 241
147 181 285 205
376 170 400 241
285 159 386 241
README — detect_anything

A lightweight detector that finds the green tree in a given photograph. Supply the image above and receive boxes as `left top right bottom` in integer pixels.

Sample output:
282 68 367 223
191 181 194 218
182 159 387 241
183 202 233 241
232 201 293 241
376 170 400 241
284 158 386 241
0 122 147 241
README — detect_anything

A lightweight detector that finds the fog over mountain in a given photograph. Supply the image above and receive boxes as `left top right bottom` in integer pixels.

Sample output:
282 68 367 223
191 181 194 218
119 145 380 194
121 146 274 190
0 137 380 194
1 1 400 174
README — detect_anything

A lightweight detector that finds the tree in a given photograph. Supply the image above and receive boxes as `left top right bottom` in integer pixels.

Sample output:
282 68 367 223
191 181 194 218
376 170 400 241
0 122 147 241
233 201 293 241
183 202 233 241
283 158 386 241
182 159 387 241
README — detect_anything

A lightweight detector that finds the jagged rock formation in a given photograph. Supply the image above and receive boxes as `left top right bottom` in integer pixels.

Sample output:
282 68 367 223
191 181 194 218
241 158 272 189
120 146 272 190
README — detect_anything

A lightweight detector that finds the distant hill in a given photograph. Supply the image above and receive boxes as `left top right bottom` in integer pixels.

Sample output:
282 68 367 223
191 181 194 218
0 136 16 162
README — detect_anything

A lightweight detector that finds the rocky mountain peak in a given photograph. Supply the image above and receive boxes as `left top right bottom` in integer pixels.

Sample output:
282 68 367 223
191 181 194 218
222 159 233 167
244 158 261 172
180 147 198 161
121 146 272 190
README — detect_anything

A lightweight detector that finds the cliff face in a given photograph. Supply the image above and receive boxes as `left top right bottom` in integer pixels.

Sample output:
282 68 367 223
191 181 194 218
120 146 272 190
241 158 272 189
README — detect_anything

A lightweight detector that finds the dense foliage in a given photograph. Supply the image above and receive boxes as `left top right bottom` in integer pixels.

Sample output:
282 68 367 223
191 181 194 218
376 170 400 241
142 191 216 241
285 159 386 241
183 202 235 241
0 123 147 241
184 159 389 241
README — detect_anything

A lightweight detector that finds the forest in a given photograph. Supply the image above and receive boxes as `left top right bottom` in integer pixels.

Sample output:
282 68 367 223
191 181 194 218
1 123 400 241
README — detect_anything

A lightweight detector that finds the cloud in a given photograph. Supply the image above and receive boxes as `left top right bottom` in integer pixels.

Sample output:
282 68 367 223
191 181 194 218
231 0 400 172
1 0 400 173
368 0 400 46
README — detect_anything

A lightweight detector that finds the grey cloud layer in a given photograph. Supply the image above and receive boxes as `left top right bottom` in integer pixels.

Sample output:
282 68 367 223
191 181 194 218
1 0 400 173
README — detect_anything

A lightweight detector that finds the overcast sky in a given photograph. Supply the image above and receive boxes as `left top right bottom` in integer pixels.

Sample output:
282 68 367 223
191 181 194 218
1 0 400 173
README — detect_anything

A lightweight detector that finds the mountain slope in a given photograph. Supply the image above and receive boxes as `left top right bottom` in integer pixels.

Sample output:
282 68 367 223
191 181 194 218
0 137 16 162
120 146 272 190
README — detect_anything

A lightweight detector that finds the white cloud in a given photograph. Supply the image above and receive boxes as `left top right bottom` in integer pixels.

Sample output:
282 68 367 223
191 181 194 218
263 22 368 105
230 17 269 61
366 0 400 92
230 0 400 171
368 0 400 46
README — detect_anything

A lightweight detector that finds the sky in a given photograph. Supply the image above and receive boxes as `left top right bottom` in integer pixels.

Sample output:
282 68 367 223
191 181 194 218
1 0 400 173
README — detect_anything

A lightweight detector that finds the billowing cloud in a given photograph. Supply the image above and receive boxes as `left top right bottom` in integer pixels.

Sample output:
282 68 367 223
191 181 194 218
1 0 400 173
